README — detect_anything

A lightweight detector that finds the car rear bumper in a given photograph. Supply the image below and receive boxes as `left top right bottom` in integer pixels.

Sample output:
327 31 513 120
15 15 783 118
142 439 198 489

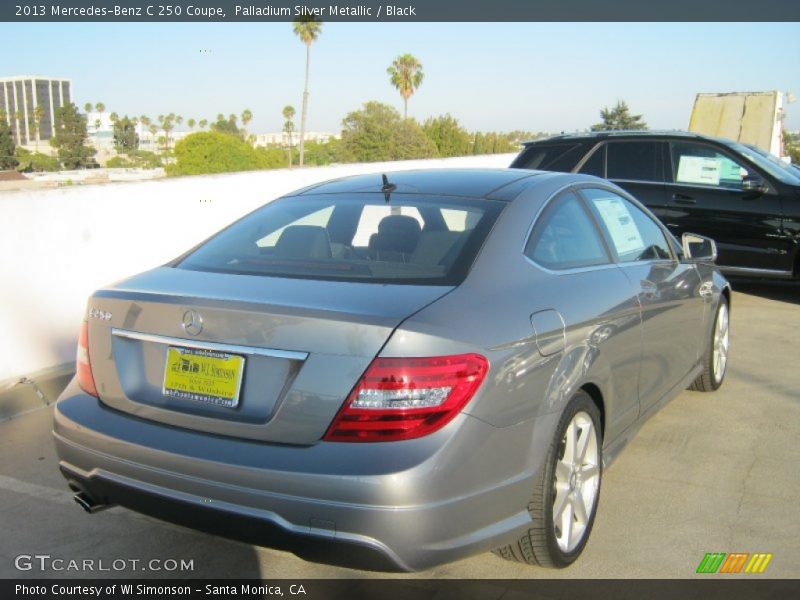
53 379 558 571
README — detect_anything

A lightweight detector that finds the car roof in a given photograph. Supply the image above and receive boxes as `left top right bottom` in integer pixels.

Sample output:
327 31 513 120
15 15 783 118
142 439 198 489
284 168 546 201
521 130 738 147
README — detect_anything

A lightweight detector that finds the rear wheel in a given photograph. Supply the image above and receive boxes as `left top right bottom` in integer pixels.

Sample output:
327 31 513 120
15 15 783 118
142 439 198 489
494 391 602 567
690 297 729 392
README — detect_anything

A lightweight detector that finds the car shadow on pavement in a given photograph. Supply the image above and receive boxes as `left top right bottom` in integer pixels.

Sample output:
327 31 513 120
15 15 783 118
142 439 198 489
729 278 800 305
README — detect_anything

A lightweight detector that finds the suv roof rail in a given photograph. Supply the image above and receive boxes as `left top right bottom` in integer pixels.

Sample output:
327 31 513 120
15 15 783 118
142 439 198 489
522 129 706 145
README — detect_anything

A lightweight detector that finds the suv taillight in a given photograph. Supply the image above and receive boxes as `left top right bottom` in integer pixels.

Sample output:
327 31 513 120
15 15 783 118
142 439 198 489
323 353 488 442
76 321 98 397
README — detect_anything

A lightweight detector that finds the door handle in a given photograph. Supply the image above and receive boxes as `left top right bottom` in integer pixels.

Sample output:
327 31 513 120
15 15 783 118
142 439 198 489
673 192 696 205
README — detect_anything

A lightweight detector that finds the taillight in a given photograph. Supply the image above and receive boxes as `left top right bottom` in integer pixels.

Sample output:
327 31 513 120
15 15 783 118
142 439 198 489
76 321 98 397
324 353 488 442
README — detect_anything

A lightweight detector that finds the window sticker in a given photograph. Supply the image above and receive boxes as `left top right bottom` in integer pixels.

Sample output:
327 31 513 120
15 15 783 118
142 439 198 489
676 155 721 185
591 197 644 256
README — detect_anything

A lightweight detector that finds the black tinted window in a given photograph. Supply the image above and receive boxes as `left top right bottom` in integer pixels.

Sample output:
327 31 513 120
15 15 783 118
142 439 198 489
583 188 672 262
516 144 583 172
525 192 609 270
178 194 504 285
606 142 660 182
579 145 605 176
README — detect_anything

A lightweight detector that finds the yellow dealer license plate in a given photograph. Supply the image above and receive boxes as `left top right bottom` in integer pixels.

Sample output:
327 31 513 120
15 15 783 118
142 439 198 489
163 346 245 408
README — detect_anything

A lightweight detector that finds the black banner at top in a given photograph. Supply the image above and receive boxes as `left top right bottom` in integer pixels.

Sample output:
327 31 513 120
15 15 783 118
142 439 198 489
2 0 800 22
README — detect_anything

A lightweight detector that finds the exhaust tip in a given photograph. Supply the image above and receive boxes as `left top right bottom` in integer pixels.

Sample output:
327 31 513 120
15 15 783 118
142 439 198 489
73 491 110 514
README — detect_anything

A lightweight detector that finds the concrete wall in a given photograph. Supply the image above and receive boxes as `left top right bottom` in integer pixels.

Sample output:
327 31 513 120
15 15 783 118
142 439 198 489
0 154 516 384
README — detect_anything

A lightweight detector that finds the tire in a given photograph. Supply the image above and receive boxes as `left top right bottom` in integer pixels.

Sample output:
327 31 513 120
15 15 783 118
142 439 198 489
689 297 730 392
494 390 602 568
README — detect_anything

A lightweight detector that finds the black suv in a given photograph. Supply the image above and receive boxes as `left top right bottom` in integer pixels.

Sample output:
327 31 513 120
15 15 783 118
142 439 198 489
510 131 800 280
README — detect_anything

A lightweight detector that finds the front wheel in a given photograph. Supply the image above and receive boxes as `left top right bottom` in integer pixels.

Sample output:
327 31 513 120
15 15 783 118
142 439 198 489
494 391 602 568
690 297 730 392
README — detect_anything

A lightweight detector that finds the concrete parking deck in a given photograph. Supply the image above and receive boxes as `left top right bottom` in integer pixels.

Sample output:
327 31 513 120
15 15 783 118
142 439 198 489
1 282 797 579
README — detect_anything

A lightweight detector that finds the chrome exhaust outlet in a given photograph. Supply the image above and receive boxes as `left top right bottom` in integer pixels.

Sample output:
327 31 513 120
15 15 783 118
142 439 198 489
73 491 111 514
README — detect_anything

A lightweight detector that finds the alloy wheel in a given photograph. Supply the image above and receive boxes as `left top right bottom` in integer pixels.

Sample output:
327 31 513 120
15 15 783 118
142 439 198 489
552 411 600 553
712 302 730 384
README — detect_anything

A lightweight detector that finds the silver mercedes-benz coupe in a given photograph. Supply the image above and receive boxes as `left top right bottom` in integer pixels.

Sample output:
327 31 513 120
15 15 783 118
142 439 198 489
54 169 731 571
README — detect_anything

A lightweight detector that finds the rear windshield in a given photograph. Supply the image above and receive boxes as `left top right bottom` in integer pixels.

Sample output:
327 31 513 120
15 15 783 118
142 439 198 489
516 144 583 172
176 193 505 285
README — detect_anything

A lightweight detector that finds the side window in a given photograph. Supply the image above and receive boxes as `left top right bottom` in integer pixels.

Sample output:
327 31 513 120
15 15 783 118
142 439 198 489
606 141 661 182
516 144 584 171
578 144 605 176
583 188 672 263
525 192 610 270
670 142 751 189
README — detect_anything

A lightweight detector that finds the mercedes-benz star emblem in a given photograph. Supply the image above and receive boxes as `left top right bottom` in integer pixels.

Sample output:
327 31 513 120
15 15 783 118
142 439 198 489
181 310 203 336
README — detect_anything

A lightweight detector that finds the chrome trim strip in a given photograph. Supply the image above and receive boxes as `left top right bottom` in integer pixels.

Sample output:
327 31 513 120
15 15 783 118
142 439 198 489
718 266 793 279
111 328 309 361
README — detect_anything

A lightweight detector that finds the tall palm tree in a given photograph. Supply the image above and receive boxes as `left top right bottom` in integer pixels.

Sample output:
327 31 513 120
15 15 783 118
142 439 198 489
241 109 253 129
293 16 322 167
95 102 105 114
282 105 296 167
187 118 196 130
84 102 93 114
32 104 44 152
387 53 424 119
199 118 208 129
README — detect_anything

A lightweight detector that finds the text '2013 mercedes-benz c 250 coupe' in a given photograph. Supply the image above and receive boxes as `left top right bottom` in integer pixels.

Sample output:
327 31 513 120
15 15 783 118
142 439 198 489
54 169 731 571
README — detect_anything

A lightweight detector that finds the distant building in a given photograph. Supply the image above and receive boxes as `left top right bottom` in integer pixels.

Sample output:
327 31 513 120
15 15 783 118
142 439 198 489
254 131 338 147
0 76 72 147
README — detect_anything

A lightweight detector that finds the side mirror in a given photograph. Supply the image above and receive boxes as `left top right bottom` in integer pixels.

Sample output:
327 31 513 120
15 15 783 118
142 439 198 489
742 176 768 197
682 233 717 263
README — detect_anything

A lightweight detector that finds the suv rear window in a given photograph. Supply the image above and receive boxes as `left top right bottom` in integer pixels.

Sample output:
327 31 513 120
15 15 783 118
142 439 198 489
516 144 584 171
177 194 505 285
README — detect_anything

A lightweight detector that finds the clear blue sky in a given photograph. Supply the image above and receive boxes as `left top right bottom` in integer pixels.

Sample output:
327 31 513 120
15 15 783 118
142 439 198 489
2 22 799 134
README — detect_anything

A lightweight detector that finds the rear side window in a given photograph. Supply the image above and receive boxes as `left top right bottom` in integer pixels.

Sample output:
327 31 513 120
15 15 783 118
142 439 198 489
606 141 661 182
525 192 610 270
177 194 505 285
578 145 606 176
516 144 584 172
582 188 672 262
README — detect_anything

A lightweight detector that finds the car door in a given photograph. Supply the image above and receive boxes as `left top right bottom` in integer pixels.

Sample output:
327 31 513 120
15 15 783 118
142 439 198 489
580 186 706 415
579 140 670 224
523 189 643 437
663 140 788 273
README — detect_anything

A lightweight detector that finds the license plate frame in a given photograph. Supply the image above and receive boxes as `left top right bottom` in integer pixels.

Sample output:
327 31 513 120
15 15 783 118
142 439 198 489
162 346 245 409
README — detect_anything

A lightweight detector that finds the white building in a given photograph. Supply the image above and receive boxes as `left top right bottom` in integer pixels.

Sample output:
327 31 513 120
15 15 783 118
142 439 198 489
0 75 72 148
254 131 338 147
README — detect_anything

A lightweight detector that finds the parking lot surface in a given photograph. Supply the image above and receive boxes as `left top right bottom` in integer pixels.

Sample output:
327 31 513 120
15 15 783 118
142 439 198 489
1 281 798 579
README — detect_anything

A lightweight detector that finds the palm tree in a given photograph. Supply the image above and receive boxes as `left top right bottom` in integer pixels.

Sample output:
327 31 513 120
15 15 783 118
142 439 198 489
84 102 93 114
95 102 105 114
282 105 296 167
388 54 424 119
199 118 208 129
187 118 196 130
293 16 322 167
241 109 253 129
32 104 44 152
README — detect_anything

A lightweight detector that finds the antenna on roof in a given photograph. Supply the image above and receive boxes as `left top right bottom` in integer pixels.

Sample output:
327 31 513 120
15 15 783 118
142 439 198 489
381 174 397 203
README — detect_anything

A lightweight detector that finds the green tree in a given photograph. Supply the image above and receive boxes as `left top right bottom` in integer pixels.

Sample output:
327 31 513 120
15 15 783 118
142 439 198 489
166 131 265 176
187 118 196 130
0 115 18 170
209 114 241 137
15 147 59 172
387 53 424 119
339 101 436 163
50 102 96 169
198 118 208 129
241 109 253 131
591 100 647 131
423 114 471 157
84 102 92 114
113 116 140 154
282 105 296 167
95 102 105 114
293 15 322 167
